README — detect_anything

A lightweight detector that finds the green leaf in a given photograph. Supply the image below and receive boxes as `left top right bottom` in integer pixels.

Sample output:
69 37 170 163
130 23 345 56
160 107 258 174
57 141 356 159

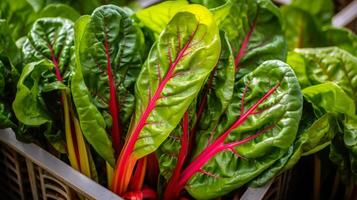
281 6 324 50
157 31 235 180
209 0 233 26
0 103 16 128
330 133 357 184
0 60 4 94
12 60 53 126
0 19 22 66
135 1 189 37
322 26 357 57
286 51 311 88
36 4 81 22
190 0 227 8
71 58 116 166
0 0 35 39
344 117 357 148
76 5 144 128
197 31 235 134
130 6 221 159
250 110 337 187
291 0 334 26
292 47 357 106
22 17 75 83
302 82 356 117
218 0 287 77
188 60 302 199
26 0 45 12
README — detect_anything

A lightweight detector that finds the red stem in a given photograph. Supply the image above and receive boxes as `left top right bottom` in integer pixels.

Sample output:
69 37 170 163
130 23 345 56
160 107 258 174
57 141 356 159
112 25 199 194
49 45 63 82
123 187 157 200
234 18 257 70
49 44 81 167
189 65 217 145
104 31 122 154
163 112 189 199
146 153 159 188
166 83 280 198
129 157 147 191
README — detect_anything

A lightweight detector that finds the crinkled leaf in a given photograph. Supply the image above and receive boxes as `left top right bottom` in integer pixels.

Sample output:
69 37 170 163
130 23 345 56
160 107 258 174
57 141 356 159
157 103 197 179
188 61 302 199
130 7 220 159
196 31 235 134
77 5 145 130
22 17 74 83
344 117 357 148
12 60 53 126
157 31 234 180
286 51 311 88
291 47 357 105
250 105 337 187
302 82 355 117
251 82 353 187
330 133 357 184
218 0 287 77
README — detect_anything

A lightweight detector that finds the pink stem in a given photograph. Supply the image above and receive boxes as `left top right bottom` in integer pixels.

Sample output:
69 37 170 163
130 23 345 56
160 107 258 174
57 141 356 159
177 82 280 191
104 31 122 154
234 18 257 70
163 112 190 200
112 24 199 194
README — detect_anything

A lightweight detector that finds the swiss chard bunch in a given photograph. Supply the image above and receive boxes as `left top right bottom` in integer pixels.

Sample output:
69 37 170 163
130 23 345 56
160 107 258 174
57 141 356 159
248 0 357 193
2 0 356 199
12 17 100 179
133 1 302 199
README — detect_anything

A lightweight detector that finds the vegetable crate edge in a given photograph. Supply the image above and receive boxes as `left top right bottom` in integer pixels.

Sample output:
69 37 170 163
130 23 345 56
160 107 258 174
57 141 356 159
0 128 291 200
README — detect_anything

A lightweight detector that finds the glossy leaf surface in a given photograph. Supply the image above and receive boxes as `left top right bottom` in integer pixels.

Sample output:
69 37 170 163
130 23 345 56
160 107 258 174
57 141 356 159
187 61 302 199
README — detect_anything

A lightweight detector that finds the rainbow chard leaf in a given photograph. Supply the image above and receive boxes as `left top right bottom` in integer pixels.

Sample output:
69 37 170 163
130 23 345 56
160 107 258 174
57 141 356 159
186 61 302 199
289 47 357 106
135 0 189 37
12 60 66 153
15 18 96 178
250 82 355 187
194 31 235 135
74 5 145 154
13 18 75 151
216 0 287 76
112 5 221 194
22 18 74 82
157 30 235 180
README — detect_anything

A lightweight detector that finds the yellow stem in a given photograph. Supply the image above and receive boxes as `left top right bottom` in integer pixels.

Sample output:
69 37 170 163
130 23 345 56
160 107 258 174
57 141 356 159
73 115 91 178
62 91 79 170
107 162 114 188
